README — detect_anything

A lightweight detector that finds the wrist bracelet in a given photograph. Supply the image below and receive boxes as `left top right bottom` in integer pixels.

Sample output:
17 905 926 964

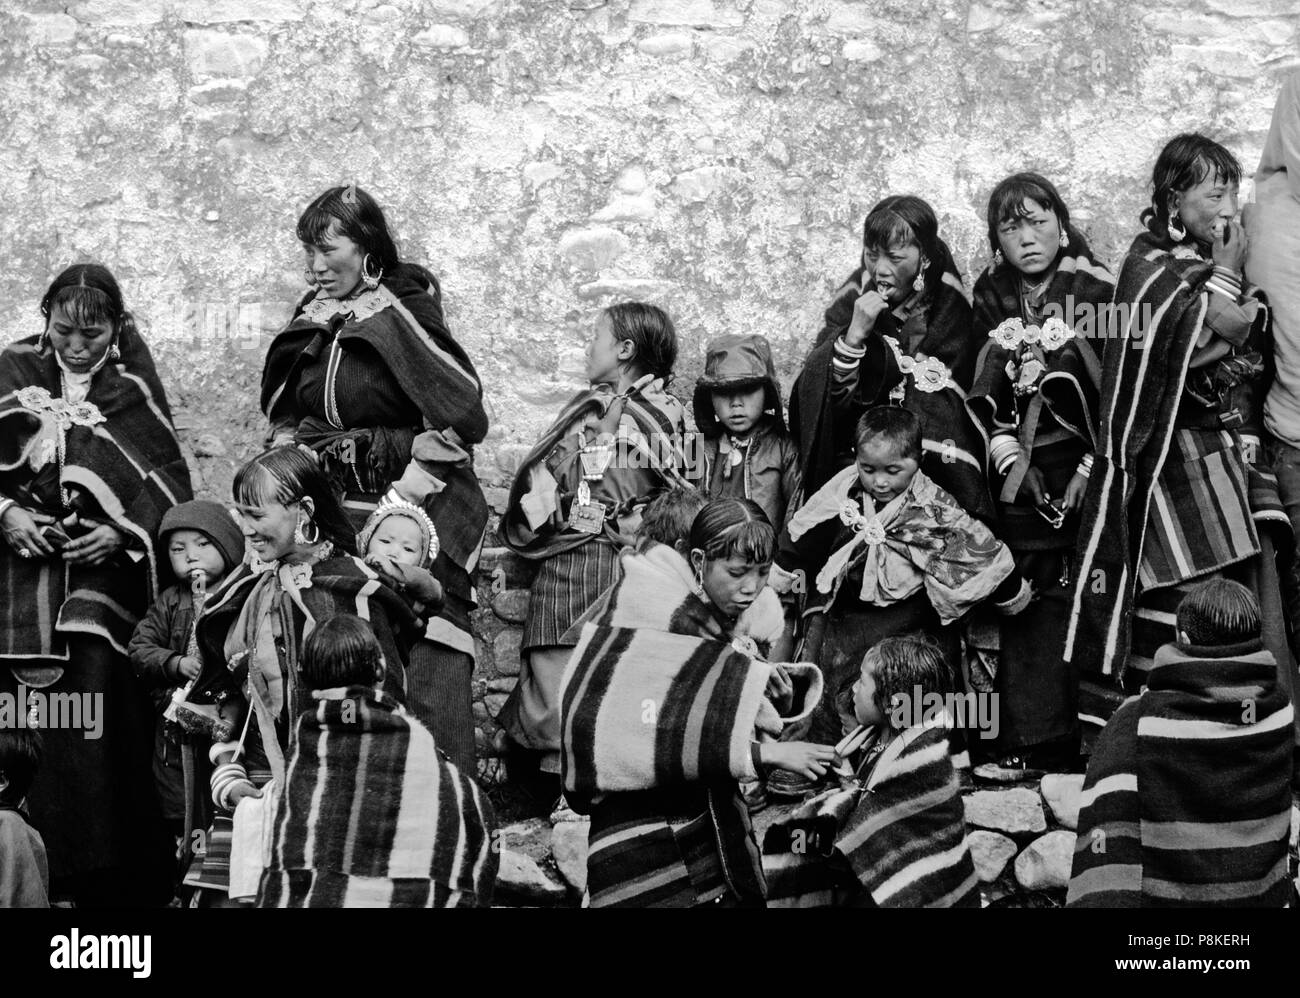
750 741 765 775
0 498 16 522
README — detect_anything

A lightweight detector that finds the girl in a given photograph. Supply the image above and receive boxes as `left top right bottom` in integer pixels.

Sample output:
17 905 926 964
500 302 693 778
1066 134 1297 724
965 173 1115 771
560 498 834 908
790 195 992 521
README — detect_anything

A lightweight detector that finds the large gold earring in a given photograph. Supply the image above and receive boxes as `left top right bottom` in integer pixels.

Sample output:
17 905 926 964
108 339 121 361
361 254 383 291
1167 213 1187 242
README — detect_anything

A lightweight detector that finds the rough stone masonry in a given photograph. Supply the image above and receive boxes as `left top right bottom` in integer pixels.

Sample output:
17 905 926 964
2 0 1297 768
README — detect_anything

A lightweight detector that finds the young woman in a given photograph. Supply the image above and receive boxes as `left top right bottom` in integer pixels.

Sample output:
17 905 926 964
261 185 487 772
1066 135 1297 722
0 264 191 906
182 447 434 903
560 498 833 907
500 303 693 778
965 173 1115 770
790 195 991 521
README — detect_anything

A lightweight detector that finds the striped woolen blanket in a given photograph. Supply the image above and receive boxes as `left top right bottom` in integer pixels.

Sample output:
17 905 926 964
0 329 192 659
763 720 979 908
1065 229 1271 678
1067 639 1294 907
258 686 497 908
560 546 823 799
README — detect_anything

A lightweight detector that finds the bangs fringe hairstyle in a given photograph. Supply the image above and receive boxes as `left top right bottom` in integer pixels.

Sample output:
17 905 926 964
637 486 708 550
688 497 774 566
232 446 358 555
604 301 679 382
1141 132 1243 236
986 172 1074 255
1175 578 1261 647
855 406 923 463
861 194 951 298
863 633 954 730
39 263 138 351
0 727 43 806
302 613 385 688
297 185 401 274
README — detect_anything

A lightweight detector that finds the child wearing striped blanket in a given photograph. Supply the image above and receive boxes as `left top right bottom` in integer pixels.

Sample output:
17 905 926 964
258 614 497 908
560 498 835 907
762 634 980 907
1067 579 1295 907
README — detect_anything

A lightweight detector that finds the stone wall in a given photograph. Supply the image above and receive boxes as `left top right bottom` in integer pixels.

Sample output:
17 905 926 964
2 0 1298 768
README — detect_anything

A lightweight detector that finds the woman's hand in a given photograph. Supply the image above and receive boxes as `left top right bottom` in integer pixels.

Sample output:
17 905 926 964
1211 218 1247 275
365 554 444 612
1061 471 1089 514
1016 466 1050 507
765 665 795 716
760 741 836 780
227 782 263 806
62 523 126 566
844 290 891 348
1 505 57 558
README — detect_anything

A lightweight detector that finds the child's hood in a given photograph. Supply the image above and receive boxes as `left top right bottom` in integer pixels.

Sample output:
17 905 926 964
692 333 786 435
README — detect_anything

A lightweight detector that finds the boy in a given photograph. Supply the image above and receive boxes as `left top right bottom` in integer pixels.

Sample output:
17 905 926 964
693 334 801 532
764 634 979 907
259 614 497 907
129 499 245 872
0 729 48 907
772 406 1027 748
1068 579 1294 907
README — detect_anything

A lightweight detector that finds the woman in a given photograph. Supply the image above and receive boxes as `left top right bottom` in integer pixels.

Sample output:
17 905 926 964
260 186 487 772
790 194 992 521
560 499 833 907
1066 134 1297 706
500 302 692 779
965 173 1115 771
184 447 433 902
0 263 191 905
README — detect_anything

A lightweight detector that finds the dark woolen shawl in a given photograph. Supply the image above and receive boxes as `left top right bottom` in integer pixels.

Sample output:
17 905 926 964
0 326 192 658
794 241 992 519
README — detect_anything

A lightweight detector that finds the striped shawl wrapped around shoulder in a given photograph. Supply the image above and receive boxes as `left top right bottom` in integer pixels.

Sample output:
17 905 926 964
258 686 497 907
0 329 192 659
1067 638 1294 907
559 544 823 800
763 719 979 908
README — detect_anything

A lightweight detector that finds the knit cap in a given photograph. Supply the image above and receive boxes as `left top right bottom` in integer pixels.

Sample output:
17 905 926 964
159 499 246 577
358 499 440 569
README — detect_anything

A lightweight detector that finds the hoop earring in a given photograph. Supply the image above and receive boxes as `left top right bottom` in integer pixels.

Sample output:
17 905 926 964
294 515 321 546
693 565 707 601
1059 230 1069 249
361 254 383 291
913 261 927 293
1167 213 1187 243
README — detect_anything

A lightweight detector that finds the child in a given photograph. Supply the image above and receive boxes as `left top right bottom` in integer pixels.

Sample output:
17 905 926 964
772 406 1029 748
128 499 245 870
1068 579 1294 907
0 729 48 907
693 334 801 531
259 614 497 907
500 302 694 778
764 634 979 907
635 485 707 555
357 500 469 772
561 498 834 907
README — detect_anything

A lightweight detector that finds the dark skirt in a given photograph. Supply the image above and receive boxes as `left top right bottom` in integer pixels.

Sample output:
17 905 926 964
2 637 173 905
406 640 476 774
520 539 622 652
988 548 1080 753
